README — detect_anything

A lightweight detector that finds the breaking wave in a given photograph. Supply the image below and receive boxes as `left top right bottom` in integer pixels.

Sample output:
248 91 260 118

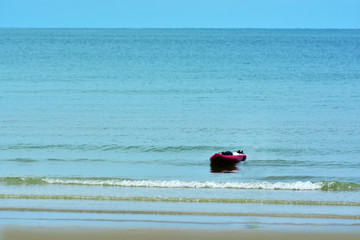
1 177 359 191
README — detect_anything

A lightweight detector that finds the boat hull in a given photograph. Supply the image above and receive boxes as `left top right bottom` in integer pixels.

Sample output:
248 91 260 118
210 153 246 166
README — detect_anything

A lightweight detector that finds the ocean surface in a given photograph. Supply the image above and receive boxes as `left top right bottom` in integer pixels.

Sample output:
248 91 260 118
0 28 360 230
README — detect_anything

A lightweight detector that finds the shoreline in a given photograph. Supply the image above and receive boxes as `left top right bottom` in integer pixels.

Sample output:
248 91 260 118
3 228 360 240
2 207 360 220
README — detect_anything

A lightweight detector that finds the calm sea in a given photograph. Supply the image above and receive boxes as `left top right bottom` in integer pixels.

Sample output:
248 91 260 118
1 29 360 230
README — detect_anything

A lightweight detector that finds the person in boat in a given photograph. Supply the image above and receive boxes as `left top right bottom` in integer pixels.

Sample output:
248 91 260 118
221 150 244 156
221 151 233 155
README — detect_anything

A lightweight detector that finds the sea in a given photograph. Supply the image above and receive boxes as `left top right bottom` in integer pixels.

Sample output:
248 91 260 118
0 28 359 231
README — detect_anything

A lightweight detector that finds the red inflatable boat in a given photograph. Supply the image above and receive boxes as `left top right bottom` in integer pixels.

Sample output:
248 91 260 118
210 153 247 165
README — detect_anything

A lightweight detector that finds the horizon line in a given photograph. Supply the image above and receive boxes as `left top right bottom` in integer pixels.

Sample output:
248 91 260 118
0 27 358 30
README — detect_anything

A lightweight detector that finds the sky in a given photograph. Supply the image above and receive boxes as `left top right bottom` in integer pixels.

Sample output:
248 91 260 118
0 0 359 29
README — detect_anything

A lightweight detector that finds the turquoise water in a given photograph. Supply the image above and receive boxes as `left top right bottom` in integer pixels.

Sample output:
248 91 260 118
1 29 360 230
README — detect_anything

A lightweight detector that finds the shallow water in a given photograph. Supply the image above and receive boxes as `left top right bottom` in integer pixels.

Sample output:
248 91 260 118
0 28 360 230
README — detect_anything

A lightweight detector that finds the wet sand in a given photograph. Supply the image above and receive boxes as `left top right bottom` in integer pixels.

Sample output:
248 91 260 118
3 228 360 240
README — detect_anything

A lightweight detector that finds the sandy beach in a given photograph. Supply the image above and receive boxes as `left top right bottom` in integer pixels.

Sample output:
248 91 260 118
3 228 360 240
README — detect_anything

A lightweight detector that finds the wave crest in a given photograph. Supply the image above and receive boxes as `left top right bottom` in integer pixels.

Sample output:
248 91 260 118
1 177 359 191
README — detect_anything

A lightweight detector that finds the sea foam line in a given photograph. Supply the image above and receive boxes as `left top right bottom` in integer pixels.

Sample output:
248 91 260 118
1 177 359 191
42 178 322 190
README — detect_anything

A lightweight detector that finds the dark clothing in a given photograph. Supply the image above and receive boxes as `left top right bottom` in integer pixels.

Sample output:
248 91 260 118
221 151 233 156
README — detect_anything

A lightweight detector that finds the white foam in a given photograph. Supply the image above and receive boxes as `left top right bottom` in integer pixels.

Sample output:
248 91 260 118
42 178 323 190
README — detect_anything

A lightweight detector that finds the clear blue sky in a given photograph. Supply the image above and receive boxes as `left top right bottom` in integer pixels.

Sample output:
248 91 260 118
0 0 359 28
